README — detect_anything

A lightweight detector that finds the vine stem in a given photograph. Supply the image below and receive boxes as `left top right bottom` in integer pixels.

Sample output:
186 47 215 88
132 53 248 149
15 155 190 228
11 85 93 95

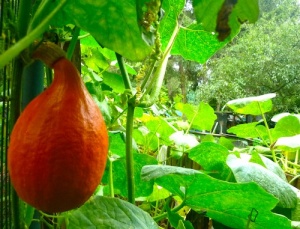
125 104 135 203
115 53 135 203
66 26 81 60
0 0 67 69
257 102 277 163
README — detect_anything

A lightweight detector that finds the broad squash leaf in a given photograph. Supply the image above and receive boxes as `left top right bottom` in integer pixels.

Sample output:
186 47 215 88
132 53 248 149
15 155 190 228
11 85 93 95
227 154 297 208
141 165 291 229
63 196 158 228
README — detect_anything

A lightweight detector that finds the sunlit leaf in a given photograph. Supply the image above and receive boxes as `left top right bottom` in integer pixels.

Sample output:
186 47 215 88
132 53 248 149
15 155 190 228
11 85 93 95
274 135 300 151
171 23 226 63
271 115 300 141
226 93 276 115
227 122 268 140
175 102 217 131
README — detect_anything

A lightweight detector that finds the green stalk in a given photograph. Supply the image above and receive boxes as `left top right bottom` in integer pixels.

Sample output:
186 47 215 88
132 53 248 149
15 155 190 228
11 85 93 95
153 199 186 222
66 26 80 60
125 104 135 203
0 0 67 69
115 53 135 203
108 156 114 198
257 102 277 162
116 53 133 92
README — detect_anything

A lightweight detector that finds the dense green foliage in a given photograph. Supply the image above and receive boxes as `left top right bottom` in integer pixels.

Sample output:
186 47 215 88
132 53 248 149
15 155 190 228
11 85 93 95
2 0 300 229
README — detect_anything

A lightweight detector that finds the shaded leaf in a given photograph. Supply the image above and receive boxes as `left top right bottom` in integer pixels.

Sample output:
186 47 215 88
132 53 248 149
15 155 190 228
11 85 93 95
227 154 297 208
102 72 125 94
64 196 158 229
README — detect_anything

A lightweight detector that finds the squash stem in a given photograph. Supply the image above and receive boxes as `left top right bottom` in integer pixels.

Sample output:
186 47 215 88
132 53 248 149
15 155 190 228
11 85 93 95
115 53 133 93
115 53 135 203
126 104 135 203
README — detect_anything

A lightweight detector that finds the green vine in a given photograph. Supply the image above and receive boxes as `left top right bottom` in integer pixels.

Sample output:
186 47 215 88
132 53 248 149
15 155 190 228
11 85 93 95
0 0 67 69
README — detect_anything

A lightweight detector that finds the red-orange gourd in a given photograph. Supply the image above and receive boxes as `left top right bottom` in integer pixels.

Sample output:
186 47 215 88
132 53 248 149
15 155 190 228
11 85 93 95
8 45 108 213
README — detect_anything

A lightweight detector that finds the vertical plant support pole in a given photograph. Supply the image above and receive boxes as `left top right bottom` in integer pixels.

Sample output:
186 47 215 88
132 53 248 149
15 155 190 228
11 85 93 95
115 53 135 203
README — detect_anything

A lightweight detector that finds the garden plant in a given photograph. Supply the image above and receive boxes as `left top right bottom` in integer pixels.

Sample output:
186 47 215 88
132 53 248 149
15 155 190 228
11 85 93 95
1 0 300 229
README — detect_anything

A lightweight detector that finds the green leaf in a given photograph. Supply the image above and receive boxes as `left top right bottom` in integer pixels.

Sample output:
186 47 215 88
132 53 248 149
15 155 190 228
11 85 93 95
64 196 158 228
109 132 126 158
227 122 267 139
102 72 125 94
52 1 153 61
272 115 300 141
175 102 217 131
147 184 170 202
141 165 291 229
274 134 300 151
171 23 226 63
226 93 276 115
189 142 231 180
144 116 176 145
167 208 194 229
192 0 259 41
227 154 297 208
159 0 185 51
219 137 234 150
102 154 157 198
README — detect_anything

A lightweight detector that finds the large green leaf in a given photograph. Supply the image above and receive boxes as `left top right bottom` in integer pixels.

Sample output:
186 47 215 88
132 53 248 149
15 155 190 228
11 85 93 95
189 142 231 180
226 93 276 115
51 0 154 61
192 0 259 41
63 196 158 228
227 154 297 208
175 102 217 131
141 165 291 229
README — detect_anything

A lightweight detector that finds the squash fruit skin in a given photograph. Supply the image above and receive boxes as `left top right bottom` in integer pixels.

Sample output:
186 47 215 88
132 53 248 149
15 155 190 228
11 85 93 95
8 58 108 213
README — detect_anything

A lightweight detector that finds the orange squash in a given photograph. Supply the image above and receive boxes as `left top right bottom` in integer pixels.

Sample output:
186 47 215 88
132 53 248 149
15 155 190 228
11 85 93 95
8 44 108 213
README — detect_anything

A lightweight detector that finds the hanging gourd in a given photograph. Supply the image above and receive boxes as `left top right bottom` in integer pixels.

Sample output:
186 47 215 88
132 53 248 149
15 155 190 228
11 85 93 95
8 42 109 213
